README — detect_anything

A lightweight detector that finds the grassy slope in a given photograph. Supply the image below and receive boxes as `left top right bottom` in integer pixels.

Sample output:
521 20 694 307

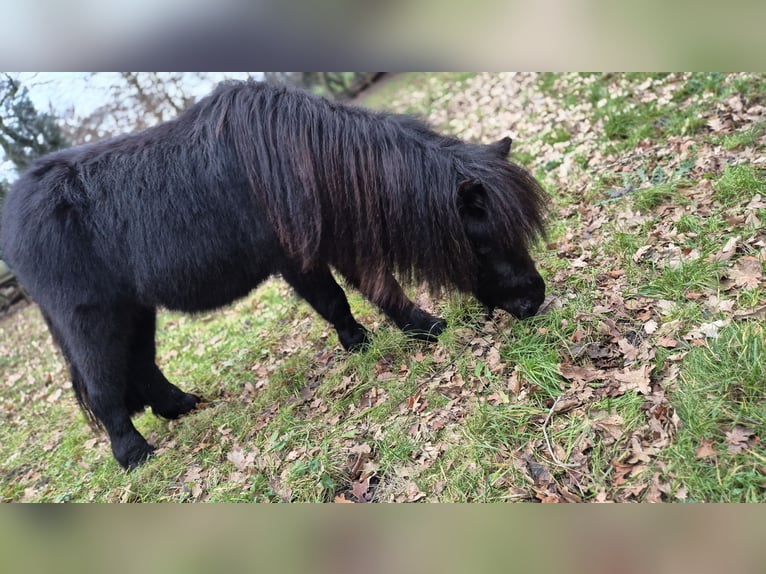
1 72 764 502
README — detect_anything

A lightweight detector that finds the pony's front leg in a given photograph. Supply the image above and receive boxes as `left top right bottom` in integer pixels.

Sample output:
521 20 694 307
280 264 371 351
339 267 447 342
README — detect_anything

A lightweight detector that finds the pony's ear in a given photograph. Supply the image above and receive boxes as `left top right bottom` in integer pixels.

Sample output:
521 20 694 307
489 136 512 158
457 179 489 221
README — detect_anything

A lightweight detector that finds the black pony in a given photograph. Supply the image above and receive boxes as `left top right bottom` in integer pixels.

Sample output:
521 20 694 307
1 80 547 469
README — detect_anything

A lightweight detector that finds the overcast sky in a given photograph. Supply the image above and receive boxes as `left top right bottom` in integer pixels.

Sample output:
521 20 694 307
18 72 112 116
18 72 253 116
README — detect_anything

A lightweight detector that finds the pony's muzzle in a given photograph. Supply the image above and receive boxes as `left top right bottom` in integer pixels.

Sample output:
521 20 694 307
504 298 543 320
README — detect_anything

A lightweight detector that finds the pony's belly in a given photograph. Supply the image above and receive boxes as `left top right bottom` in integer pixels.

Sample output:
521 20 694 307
145 263 270 312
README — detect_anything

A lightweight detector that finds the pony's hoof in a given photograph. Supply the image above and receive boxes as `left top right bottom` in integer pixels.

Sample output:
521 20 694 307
153 392 201 420
406 316 447 342
114 438 156 471
339 325 371 352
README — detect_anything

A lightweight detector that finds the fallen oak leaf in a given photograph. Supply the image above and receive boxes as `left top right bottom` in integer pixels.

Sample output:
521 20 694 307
524 456 554 487
551 395 582 414
612 364 653 395
657 336 678 348
617 338 639 361
487 391 510 405
558 363 605 384
643 319 659 335
729 256 763 290
707 116 728 133
226 445 256 471
350 443 372 456
725 425 755 454
591 413 625 441
686 320 730 340
508 366 522 396
486 345 503 372
644 472 667 503
611 460 646 488
708 235 739 262
403 482 426 503
705 295 735 313
695 438 718 459
405 389 428 413
674 486 689 501
350 476 374 503
733 304 766 320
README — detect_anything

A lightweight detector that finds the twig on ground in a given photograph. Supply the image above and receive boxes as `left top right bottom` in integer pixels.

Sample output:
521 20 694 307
542 395 581 469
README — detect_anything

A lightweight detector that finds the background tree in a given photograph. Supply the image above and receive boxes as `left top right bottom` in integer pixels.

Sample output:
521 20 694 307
0 73 68 173
65 72 231 144
66 73 383 145
0 73 69 235
263 72 384 100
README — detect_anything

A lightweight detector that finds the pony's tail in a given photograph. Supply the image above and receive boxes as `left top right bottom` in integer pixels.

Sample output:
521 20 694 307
39 310 104 433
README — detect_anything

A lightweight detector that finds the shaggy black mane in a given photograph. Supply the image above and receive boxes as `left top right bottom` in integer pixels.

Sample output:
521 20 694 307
195 80 547 293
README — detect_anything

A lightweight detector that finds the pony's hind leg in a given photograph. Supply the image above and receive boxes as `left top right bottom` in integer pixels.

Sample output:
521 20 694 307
339 267 447 342
128 306 200 419
46 304 155 469
280 263 370 351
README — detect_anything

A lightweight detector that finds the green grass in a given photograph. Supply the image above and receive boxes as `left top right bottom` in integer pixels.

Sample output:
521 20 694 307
639 259 724 300
713 164 766 206
632 183 686 212
2 72 766 502
662 322 765 502
721 122 766 150
673 73 728 101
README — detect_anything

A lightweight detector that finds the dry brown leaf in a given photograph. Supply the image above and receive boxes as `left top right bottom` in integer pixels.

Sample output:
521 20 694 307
611 460 645 487
552 395 582 414
729 256 763 290
644 473 665 503
725 425 755 454
559 363 605 384
404 482 426 502
617 338 639 361
733 304 766 320
706 295 736 313
674 487 689 501
405 389 428 413
486 346 503 372
350 476 373 502
695 438 718 459
709 236 739 261
657 336 678 348
350 443 372 456
707 117 727 133
592 414 625 441
508 367 521 396
687 320 731 340
226 445 255 471
613 364 652 395
487 391 510 405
